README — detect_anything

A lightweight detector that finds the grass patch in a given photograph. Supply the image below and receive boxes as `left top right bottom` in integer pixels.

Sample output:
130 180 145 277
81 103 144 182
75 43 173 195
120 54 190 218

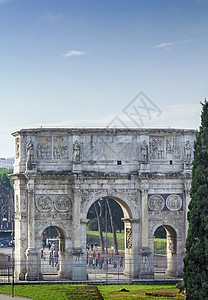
87 230 125 250
98 284 185 300
87 230 167 254
0 284 185 300
0 284 104 300
154 238 167 255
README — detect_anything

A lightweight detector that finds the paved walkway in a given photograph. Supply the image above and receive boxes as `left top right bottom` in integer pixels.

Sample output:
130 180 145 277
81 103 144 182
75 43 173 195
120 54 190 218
0 295 31 300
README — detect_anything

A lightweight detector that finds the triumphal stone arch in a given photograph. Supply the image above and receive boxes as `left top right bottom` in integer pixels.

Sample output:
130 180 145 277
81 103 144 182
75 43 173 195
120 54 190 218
11 128 195 280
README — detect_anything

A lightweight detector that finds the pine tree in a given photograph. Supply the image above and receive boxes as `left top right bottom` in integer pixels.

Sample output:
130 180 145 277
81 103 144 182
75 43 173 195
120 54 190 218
183 100 208 299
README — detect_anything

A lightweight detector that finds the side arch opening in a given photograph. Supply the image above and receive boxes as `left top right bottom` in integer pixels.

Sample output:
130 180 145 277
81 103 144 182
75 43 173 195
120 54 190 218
39 225 66 279
153 225 177 278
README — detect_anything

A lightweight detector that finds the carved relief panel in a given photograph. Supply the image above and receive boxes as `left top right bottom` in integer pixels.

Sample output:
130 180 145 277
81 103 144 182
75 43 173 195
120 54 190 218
149 136 164 159
36 137 52 160
166 194 182 211
36 196 53 212
53 136 68 159
35 195 72 218
126 228 132 249
148 195 165 211
148 194 183 211
166 136 181 159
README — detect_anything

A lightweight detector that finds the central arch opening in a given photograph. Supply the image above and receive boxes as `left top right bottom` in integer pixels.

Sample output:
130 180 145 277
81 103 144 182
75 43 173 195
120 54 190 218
86 196 130 280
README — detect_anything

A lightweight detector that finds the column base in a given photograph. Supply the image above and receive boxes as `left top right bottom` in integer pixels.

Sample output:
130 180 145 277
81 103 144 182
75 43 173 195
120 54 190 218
58 270 72 280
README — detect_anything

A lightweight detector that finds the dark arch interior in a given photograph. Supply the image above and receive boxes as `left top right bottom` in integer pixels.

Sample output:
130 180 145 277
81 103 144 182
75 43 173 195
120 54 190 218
87 197 124 233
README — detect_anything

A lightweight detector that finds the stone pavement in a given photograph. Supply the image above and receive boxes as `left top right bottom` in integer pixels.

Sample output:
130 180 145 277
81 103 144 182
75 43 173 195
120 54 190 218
0 295 31 300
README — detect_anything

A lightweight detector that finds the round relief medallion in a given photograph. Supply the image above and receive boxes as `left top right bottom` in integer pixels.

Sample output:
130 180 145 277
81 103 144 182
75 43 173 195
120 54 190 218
54 195 71 212
166 194 182 211
36 196 53 212
148 195 165 211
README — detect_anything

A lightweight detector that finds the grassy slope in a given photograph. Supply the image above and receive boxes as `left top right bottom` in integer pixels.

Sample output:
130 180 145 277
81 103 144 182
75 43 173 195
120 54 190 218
87 230 125 250
87 230 167 253
99 284 185 299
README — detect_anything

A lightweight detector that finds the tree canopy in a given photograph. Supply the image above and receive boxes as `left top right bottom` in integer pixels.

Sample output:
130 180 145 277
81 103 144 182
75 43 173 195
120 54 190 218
0 168 14 229
183 100 208 299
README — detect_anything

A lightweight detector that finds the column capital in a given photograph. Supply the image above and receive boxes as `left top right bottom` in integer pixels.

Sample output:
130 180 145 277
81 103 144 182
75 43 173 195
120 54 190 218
140 187 149 195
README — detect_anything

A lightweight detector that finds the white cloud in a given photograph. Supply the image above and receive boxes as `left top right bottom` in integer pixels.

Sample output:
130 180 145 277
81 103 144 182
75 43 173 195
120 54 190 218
38 12 64 22
155 39 193 50
65 50 86 57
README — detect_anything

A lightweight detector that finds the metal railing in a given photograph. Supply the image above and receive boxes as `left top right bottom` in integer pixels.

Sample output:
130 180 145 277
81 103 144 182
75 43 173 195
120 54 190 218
0 255 183 283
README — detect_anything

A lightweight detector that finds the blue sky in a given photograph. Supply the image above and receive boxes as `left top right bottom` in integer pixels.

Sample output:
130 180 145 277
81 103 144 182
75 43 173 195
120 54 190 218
0 0 208 157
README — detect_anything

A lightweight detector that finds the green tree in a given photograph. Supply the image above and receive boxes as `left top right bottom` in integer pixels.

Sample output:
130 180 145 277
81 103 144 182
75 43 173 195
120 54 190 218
183 100 208 299
0 168 14 229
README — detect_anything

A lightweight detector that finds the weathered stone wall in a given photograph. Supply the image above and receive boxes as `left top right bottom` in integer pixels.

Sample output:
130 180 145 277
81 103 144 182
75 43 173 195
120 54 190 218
11 128 195 280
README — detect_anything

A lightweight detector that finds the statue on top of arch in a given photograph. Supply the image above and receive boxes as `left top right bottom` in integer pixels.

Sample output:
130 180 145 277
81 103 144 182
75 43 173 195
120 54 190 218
140 140 148 161
184 140 191 163
73 140 81 163
26 140 35 170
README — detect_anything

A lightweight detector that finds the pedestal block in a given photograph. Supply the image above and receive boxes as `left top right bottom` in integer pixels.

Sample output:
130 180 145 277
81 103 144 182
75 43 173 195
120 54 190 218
140 246 154 279
25 249 42 281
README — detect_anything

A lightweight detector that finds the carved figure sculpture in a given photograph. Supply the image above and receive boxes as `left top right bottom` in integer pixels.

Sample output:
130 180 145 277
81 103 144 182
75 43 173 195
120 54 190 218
73 140 81 163
141 140 148 161
15 138 20 159
184 140 191 162
26 140 34 161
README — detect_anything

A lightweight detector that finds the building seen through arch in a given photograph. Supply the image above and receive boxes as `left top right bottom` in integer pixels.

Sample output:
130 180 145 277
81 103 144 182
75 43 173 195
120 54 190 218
11 128 194 280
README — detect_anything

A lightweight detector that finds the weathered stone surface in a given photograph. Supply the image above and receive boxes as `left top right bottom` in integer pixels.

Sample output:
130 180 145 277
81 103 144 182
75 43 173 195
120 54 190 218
11 128 195 280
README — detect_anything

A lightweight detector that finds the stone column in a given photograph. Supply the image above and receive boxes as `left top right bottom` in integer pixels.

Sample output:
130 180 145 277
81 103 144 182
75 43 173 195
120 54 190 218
73 188 81 251
141 188 148 247
71 185 87 280
80 218 89 260
25 176 41 280
166 233 177 277
140 187 154 279
184 181 191 238
122 218 140 278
